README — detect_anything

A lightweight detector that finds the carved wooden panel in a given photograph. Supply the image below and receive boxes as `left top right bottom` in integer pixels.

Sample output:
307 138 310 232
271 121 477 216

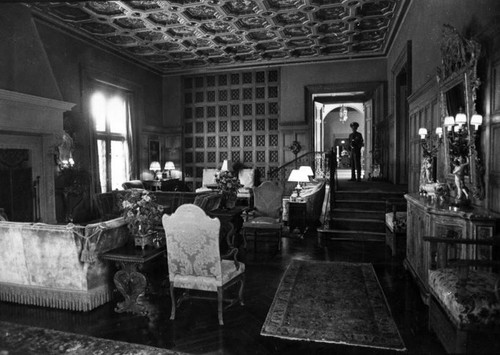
183 68 280 190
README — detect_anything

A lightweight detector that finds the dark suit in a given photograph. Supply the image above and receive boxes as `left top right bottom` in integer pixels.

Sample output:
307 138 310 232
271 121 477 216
348 131 364 180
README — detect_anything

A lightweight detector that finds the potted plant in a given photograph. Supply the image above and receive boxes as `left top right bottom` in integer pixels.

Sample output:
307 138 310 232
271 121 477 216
120 190 163 249
215 170 243 209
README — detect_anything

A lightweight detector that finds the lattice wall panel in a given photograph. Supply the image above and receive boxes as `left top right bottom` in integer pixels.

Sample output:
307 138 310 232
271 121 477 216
183 69 280 190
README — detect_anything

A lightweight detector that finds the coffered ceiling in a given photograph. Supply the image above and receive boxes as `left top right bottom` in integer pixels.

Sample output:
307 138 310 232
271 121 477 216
26 0 410 75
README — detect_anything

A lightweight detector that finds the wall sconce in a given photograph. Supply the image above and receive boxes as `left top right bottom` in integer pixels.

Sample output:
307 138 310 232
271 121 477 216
149 161 161 180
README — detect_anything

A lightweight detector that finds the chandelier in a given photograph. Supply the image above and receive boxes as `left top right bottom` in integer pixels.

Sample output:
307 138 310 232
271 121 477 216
339 105 348 123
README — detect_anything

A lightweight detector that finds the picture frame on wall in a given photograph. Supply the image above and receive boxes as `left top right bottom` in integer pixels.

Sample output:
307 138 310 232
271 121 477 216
149 138 160 165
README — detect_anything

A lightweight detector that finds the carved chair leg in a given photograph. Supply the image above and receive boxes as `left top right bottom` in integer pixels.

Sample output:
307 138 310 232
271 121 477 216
253 230 257 253
278 229 282 251
238 275 245 306
217 287 224 326
169 282 176 321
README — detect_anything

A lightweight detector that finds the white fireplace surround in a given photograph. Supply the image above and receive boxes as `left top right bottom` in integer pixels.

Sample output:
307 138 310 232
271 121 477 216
0 89 75 223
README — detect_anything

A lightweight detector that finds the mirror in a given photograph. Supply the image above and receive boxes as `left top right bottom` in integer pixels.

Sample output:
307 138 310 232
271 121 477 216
438 24 484 201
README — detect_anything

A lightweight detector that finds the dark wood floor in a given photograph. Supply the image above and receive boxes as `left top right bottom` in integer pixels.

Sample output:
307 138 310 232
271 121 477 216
0 226 445 355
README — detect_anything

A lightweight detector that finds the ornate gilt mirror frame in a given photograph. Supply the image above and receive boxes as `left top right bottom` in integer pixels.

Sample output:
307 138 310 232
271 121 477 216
437 24 485 200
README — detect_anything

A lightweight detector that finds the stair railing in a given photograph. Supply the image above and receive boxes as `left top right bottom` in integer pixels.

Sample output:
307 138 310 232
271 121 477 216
267 151 330 189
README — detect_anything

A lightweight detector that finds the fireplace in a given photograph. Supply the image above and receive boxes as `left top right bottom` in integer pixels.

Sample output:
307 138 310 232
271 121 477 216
0 89 74 223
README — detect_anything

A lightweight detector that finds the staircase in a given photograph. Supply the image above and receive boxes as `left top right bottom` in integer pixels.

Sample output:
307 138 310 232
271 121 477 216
319 188 406 242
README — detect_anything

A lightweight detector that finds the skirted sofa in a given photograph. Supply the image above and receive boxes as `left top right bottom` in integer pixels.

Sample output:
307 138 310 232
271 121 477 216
0 217 129 311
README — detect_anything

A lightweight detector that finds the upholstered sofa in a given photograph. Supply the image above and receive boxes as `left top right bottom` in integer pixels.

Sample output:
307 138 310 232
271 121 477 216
0 217 129 311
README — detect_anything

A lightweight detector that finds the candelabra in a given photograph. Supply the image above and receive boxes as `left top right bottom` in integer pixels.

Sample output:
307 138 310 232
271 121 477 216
418 127 443 158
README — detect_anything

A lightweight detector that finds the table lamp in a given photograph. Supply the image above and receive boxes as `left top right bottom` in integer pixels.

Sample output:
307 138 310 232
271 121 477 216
149 161 161 180
299 165 314 183
288 169 309 198
221 159 232 172
164 161 175 179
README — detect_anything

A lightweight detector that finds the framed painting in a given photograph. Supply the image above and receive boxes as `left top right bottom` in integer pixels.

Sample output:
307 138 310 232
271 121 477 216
148 138 160 166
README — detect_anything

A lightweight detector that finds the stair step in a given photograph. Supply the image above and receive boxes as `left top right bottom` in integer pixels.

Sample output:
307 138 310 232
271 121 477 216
334 191 406 201
330 217 385 233
334 200 386 211
333 208 385 219
317 229 385 242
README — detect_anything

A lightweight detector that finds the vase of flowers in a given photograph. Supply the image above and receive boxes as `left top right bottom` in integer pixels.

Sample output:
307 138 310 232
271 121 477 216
120 190 163 249
215 170 242 209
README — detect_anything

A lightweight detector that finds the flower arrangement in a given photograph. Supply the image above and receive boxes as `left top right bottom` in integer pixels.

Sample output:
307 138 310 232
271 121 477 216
216 170 242 197
120 190 163 237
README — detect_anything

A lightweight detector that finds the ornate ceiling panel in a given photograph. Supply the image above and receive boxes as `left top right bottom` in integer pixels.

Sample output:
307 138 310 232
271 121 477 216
26 0 410 75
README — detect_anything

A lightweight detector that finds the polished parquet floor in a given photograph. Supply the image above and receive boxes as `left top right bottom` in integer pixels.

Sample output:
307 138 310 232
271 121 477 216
0 179 445 355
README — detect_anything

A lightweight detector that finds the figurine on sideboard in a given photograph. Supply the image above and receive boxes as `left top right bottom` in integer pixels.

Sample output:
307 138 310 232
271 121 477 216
452 156 470 206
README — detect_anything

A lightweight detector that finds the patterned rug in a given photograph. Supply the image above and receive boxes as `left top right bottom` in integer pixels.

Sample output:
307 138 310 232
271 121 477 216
261 260 406 351
0 321 183 355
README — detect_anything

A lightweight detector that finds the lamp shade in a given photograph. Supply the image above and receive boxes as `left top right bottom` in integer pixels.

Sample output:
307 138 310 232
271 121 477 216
455 112 467 125
299 165 314 176
149 161 161 171
470 113 483 129
418 128 428 139
164 161 175 170
221 159 232 172
288 169 309 183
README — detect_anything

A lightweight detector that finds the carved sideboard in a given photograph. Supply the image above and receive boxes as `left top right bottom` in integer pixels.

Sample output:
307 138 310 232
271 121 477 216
404 193 499 303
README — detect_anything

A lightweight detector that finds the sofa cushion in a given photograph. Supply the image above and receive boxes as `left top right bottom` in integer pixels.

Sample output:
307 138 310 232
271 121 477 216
238 169 255 189
429 268 500 327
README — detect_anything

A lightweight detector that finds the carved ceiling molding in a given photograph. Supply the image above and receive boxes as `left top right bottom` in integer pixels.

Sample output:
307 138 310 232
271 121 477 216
27 0 410 75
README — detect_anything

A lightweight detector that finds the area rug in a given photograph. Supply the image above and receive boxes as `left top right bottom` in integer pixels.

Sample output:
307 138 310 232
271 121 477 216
261 260 406 351
0 321 183 355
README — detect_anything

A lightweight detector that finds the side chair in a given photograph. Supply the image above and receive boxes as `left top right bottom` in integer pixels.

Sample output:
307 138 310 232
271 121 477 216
241 181 284 253
162 204 245 325
424 235 500 354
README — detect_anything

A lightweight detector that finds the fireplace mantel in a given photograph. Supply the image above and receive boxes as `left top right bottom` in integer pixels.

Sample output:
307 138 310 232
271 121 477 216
0 88 75 223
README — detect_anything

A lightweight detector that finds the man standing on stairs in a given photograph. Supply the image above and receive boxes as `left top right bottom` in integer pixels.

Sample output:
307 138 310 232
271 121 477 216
348 121 364 182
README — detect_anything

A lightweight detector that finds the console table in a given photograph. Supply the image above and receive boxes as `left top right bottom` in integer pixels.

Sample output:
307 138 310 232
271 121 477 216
101 245 166 315
404 193 499 303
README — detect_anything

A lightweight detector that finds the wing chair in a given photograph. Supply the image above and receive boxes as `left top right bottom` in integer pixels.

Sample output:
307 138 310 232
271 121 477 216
162 204 245 325
236 168 255 207
195 168 219 193
241 181 284 253
424 236 500 354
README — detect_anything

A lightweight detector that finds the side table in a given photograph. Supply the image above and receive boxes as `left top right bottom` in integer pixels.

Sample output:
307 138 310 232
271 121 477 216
207 206 245 249
288 201 307 235
101 245 165 315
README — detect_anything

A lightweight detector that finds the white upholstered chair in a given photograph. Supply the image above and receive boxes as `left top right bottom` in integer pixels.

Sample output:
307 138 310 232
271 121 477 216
162 204 245 325
236 168 255 206
195 168 220 193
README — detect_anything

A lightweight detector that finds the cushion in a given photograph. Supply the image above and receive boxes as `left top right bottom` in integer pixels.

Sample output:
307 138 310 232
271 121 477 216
238 169 255 188
385 212 407 232
429 268 500 327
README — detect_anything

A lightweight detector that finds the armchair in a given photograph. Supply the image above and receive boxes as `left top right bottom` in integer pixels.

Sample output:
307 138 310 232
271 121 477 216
424 236 500 354
236 168 255 206
162 204 245 326
242 181 284 253
195 168 219 193
384 198 407 257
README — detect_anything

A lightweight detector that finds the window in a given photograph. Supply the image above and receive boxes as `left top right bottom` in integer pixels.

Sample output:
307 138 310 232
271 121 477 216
91 90 130 192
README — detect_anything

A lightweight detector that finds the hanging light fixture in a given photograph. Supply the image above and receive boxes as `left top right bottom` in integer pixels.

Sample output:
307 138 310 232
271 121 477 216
339 105 348 123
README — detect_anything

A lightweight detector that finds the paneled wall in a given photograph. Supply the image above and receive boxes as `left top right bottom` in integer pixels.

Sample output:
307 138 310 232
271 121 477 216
407 79 439 193
182 69 280 191
489 58 500 213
